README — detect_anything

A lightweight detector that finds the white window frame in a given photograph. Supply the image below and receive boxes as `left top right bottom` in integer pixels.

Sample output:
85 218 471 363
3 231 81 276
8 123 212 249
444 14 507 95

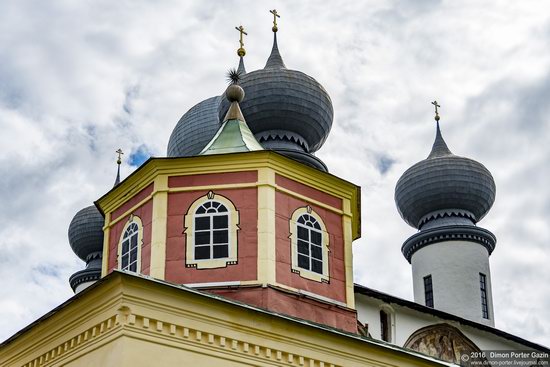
118 215 143 273
289 206 330 283
184 191 239 269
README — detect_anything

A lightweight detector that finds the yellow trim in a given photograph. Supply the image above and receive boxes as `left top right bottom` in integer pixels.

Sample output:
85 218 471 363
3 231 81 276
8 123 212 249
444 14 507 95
0 272 442 367
101 212 111 277
257 168 276 286
96 151 360 240
150 175 168 279
117 215 143 273
184 192 239 269
343 198 355 309
289 207 330 283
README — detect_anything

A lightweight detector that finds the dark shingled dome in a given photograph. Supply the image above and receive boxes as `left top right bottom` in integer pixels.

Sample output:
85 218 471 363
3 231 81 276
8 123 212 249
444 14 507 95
218 34 333 154
167 96 222 157
395 123 496 229
68 205 105 262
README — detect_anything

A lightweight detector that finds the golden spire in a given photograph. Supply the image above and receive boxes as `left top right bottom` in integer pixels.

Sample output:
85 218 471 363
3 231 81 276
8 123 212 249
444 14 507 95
235 25 247 57
270 9 280 32
431 100 441 122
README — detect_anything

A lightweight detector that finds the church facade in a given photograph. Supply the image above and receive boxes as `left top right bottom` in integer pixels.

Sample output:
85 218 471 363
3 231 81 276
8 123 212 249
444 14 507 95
1 11 548 367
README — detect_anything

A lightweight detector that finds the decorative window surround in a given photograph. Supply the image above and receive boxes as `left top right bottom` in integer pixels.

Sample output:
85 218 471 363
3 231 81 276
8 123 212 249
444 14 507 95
118 215 143 273
185 191 239 269
289 206 330 283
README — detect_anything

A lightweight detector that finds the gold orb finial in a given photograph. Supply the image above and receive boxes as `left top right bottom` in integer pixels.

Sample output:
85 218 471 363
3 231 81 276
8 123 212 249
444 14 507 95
431 100 441 122
235 25 247 57
270 9 280 32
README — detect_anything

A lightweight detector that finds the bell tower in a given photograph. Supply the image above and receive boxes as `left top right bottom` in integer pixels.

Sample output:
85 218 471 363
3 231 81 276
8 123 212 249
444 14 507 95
395 103 497 326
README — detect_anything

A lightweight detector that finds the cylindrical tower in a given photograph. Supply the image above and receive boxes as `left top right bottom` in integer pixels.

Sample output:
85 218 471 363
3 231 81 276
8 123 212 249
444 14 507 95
395 114 497 326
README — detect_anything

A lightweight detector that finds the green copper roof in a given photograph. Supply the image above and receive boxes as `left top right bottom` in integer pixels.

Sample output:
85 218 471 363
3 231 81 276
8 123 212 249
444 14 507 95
199 117 263 155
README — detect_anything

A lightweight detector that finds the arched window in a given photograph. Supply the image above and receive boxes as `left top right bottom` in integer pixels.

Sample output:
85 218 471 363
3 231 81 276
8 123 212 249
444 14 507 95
290 206 329 283
118 215 143 273
379 304 395 343
185 191 239 269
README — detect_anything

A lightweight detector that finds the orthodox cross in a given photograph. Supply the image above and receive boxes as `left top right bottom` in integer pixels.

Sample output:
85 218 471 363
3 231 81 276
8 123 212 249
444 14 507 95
116 148 124 165
431 100 441 121
235 25 247 49
270 9 280 32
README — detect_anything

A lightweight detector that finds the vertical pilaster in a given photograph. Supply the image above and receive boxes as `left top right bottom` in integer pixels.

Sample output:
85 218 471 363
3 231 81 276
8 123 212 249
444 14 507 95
257 168 277 286
150 175 168 279
342 198 355 309
101 212 111 277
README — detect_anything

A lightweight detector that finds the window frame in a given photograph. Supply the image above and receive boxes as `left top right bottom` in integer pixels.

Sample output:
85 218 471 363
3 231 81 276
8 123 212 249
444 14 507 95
289 206 330 283
184 191 239 269
480 273 490 319
117 215 143 273
424 274 434 308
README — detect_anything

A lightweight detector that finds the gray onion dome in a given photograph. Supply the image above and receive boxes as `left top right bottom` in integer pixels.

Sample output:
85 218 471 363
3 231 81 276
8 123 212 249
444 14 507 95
218 34 334 154
167 95 222 157
68 205 105 262
395 122 496 229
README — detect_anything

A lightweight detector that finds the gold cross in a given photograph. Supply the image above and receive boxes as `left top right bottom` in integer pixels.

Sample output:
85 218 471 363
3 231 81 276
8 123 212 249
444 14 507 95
115 148 124 164
431 100 441 121
270 9 280 32
235 25 247 57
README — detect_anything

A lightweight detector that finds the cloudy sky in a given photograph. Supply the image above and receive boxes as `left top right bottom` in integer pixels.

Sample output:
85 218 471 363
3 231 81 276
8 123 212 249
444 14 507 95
1 0 549 346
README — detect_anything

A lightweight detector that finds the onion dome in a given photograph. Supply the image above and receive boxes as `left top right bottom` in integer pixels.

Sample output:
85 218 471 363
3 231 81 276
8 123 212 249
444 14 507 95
395 122 496 230
68 205 104 292
217 33 333 170
167 96 222 157
200 72 263 155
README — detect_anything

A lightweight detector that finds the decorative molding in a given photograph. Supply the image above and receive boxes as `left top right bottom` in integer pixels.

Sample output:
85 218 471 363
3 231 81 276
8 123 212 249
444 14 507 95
401 225 497 263
21 314 121 367
20 308 340 367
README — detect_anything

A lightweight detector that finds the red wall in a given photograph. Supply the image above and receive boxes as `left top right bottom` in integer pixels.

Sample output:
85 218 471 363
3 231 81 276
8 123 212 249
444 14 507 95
275 177 347 304
108 199 153 275
165 187 258 284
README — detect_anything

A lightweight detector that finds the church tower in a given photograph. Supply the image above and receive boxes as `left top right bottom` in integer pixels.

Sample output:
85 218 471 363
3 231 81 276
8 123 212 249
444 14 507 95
94 14 361 333
394 104 497 326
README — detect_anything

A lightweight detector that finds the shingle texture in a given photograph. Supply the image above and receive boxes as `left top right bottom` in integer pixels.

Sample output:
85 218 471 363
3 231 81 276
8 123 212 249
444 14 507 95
68 205 105 262
395 124 496 229
167 96 222 157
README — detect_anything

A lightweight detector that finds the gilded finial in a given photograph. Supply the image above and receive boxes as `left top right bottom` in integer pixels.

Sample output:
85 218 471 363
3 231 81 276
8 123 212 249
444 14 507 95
270 9 280 32
431 100 441 122
235 25 247 57
115 148 124 165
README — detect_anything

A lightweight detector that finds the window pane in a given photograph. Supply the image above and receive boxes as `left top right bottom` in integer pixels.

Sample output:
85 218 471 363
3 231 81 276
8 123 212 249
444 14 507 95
195 216 210 230
195 231 210 245
196 206 206 214
130 234 137 249
217 205 228 213
313 221 321 230
297 216 306 224
311 231 322 245
213 230 228 244
122 239 129 254
121 254 128 269
298 254 309 270
213 245 229 259
297 240 309 255
311 244 322 260
129 262 137 272
297 226 308 241
312 259 323 274
130 248 137 263
195 246 210 260
213 215 228 229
